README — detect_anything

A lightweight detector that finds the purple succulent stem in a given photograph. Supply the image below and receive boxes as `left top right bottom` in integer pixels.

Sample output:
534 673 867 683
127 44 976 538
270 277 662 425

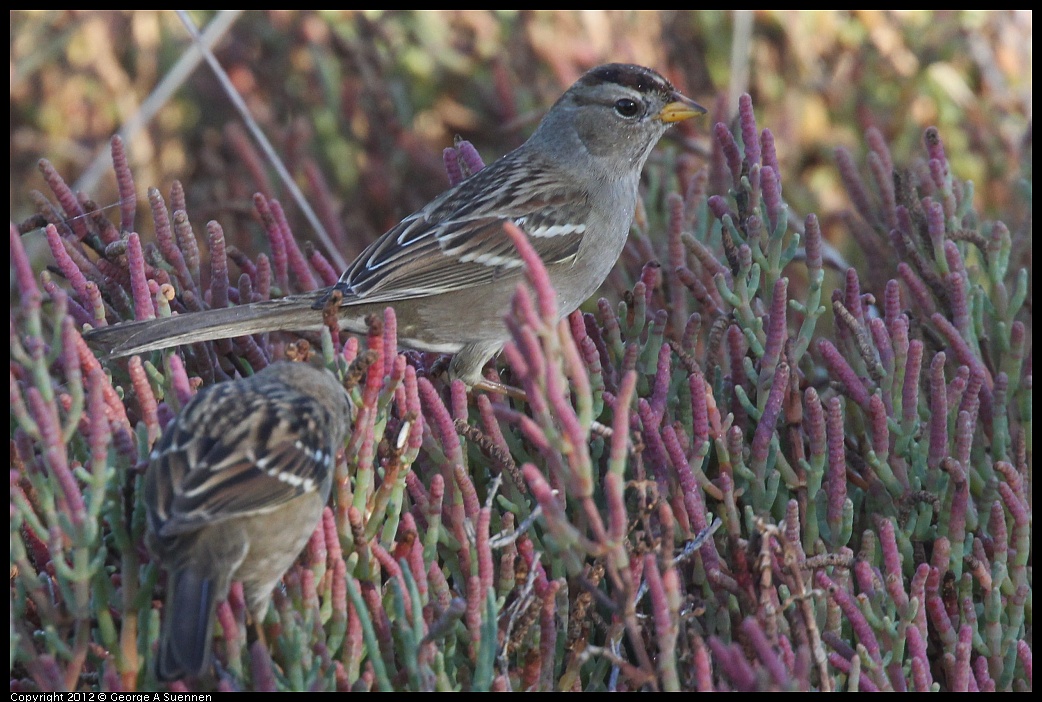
690 635 714 692
638 399 671 493
39 159 88 241
237 271 255 308
269 198 317 291
714 123 743 189
469 506 491 598
931 312 993 426
663 425 720 570
955 409 976 470
453 464 480 525
168 178 186 223
877 519 909 611
28 386 85 531
442 147 464 187
404 515 430 601
249 640 278 691
784 505 811 571
923 125 948 178
308 245 340 287
226 245 257 288
761 166 783 234
644 554 680 691
825 396 848 543
81 281 105 326
923 196 946 257
253 194 289 292
648 342 672 422
897 262 937 316
665 193 689 331
418 377 462 468
688 371 710 448
816 570 887 688
987 501 1008 568
106 135 137 234
854 559 879 599
11 229 41 325
125 232 154 321
926 352 949 470
675 265 723 318
551 330 592 458
300 565 320 614
409 467 438 529
516 535 551 598
867 393 890 463
737 93 760 169
947 624 973 692
818 339 871 411
474 395 509 462
945 272 971 338
944 239 966 279
85 369 111 469
898 337 923 428
759 125 779 176
751 362 789 478
803 386 826 468
741 617 790 688
1017 640 1032 686
360 580 394 669
170 210 201 290
708 637 757 691
905 560 929 640
924 564 957 648
973 656 996 692
997 482 1029 558
868 319 894 405
844 269 865 324
762 278 788 372
128 356 160 444
250 253 271 301
456 139 485 175
706 193 737 229
905 617 933 691
44 224 90 306
883 280 903 332
450 379 469 426
640 261 661 306
148 188 193 293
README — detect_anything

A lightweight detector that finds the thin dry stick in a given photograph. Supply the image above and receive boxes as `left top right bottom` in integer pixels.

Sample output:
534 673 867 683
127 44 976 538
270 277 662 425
174 10 346 270
75 10 244 195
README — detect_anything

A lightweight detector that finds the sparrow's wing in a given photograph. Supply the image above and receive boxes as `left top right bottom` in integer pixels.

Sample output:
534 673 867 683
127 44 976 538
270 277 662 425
333 154 592 303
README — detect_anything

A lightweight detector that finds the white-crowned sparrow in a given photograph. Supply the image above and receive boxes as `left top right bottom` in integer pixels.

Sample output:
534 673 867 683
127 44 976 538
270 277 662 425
145 361 352 681
86 64 705 384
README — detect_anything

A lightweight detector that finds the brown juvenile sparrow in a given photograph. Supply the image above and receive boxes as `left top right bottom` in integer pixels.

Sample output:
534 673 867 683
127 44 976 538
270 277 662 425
86 64 705 385
145 361 352 681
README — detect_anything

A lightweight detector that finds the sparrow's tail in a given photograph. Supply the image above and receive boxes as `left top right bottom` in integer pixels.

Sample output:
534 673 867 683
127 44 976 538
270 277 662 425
84 293 332 359
155 567 220 682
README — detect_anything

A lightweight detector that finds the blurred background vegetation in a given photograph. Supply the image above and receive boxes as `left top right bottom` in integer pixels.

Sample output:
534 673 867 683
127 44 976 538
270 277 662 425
10 10 1032 283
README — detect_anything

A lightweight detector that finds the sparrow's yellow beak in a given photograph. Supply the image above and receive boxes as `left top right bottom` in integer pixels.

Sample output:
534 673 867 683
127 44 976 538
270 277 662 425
656 93 708 124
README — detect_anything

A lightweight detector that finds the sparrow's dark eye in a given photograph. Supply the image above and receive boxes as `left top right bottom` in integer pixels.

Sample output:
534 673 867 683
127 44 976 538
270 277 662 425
613 98 640 117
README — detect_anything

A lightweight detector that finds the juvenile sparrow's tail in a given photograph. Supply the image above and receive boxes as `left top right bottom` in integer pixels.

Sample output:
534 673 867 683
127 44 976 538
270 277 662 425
155 567 220 682
84 292 330 358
